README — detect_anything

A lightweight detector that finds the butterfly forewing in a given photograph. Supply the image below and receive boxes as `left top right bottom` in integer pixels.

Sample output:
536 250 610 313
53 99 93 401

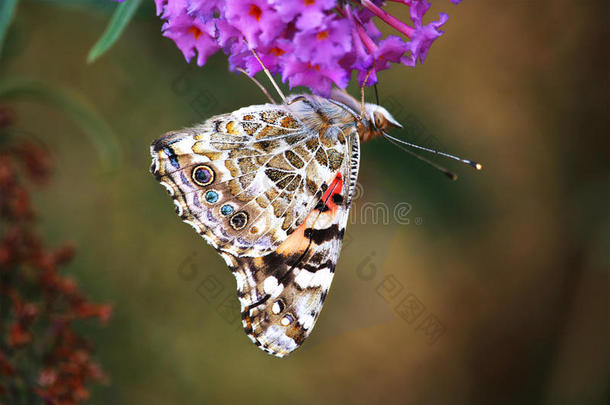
151 104 340 257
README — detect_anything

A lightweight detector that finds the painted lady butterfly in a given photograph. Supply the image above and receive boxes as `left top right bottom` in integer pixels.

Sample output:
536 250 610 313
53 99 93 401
150 88 401 357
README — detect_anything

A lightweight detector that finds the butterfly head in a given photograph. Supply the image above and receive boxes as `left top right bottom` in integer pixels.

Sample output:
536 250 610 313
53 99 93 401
362 103 402 142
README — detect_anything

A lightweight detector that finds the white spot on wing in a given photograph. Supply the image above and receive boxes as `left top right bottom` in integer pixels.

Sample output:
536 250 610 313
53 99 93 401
262 276 284 297
220 252 235 267
151 157 160 172
294 268 333 289
233 270 245 290
183 219 198 232
300 314 315 330
263 276 278 295
160 181 174 196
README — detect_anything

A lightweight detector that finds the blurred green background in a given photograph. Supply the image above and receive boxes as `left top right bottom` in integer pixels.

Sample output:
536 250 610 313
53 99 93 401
1 0 607 403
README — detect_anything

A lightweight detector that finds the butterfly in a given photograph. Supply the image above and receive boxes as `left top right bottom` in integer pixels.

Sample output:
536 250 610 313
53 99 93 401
150 88 402 357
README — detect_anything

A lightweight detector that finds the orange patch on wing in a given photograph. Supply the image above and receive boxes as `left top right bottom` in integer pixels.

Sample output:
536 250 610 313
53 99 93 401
275 225 310 256
275 172 343 256
280 116 299 129
226 121 238 135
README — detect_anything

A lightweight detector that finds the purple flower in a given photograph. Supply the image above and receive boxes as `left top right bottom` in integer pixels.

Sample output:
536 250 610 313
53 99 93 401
215 17 242 50
186 0 224 22
272 0 335 30
225 0 285 48
356 8 382 43
342 16 373 74
147 0 463 95
162 13 219 66
408 0 432 26
154 0 165 16
294 15 352 65
358 36 410 86
360 0 415 38
156 0 187 19
360 0 453 67
282 58 350 96
228 38 293 75
402 12 449 66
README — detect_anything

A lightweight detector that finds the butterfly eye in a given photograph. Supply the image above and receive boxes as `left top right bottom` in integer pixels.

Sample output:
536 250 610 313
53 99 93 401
229 211 249 230
204 190 219 203
192 165 215 186
280 314 294 326
374 112 384 129
220 204 234 216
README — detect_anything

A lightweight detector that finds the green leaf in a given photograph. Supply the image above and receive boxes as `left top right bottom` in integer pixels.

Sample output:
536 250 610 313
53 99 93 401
0 0 19 57
0 80 122 171
87 0 143 64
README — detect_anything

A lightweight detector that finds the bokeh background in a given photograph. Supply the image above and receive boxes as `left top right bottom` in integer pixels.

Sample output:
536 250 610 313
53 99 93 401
1 0 607 403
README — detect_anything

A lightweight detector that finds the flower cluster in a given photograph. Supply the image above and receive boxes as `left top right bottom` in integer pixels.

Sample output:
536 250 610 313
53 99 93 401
0 107 111 404
153 0 462 95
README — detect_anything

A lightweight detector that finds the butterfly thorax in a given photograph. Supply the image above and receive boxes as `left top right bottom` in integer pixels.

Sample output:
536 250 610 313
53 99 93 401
285 94 359 145
285 92 401 145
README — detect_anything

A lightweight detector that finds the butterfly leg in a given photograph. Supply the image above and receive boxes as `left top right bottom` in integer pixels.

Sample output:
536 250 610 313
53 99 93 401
243 39 286 103
359 64 376 119
236 67 277 104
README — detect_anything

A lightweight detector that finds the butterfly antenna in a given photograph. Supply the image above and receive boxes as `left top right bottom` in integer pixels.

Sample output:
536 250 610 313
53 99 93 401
236 67 277 104
244 39 286 103
385 136 458 180
383 132 483 181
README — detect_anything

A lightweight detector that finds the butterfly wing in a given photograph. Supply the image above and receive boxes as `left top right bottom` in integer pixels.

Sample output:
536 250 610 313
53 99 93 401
150 104 345 257
225 134 360 357
151 96 360 357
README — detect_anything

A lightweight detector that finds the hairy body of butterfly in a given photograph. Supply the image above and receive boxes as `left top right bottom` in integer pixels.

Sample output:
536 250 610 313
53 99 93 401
150 89 399 357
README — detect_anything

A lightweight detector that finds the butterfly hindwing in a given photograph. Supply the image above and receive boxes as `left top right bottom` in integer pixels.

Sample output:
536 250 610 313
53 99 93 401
225 169 354 357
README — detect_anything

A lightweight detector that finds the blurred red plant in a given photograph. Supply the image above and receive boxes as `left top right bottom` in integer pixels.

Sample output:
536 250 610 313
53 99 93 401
0 105 112 404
